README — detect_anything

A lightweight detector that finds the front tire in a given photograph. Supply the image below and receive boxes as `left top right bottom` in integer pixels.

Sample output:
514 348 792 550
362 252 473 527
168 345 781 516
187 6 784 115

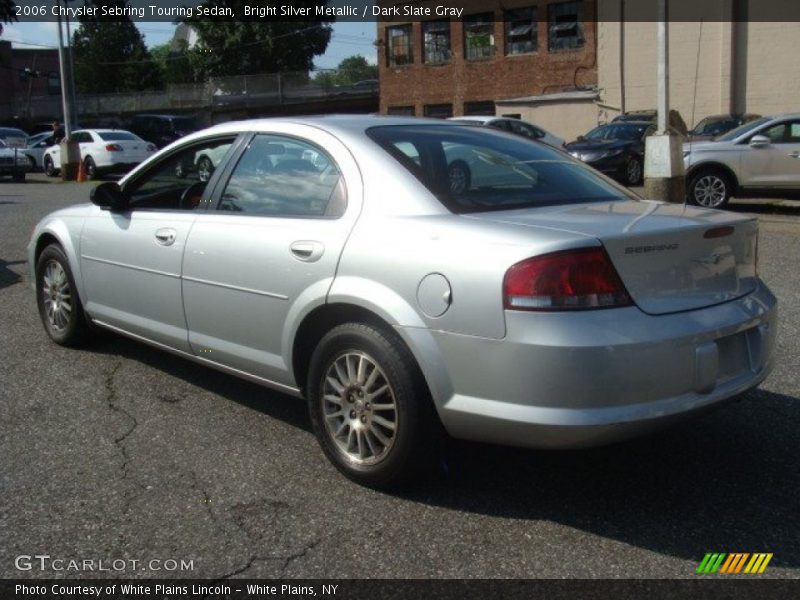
624 156 642 186
36 244 91 346
44 155 57 177
688 169 732 208
447 160 471 195
307 322 439 488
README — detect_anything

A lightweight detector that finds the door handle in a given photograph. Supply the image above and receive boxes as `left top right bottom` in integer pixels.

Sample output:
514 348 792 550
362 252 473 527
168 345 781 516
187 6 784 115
154 228 177 246
290 241 324 262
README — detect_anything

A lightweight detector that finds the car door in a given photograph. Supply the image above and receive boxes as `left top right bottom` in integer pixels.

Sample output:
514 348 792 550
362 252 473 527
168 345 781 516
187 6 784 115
181 127 362 389
740 119 800 188
79 135 239 350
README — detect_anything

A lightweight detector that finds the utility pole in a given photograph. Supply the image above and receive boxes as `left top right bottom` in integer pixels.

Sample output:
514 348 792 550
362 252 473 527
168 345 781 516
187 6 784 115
643 0 685 202
56 2 79 180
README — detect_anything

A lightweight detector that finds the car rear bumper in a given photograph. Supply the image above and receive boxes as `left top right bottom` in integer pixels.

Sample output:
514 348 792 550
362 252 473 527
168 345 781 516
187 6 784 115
414 281 777 449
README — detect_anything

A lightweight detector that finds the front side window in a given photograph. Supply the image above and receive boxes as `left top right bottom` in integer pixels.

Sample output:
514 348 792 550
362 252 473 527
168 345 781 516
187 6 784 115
423 20 451 64
216 135 346 218
367 125 633 214
124 137 235 210
760 121 800 143
549 1 585 51
505 7 538 55
387 25 413 67
464 13 495 60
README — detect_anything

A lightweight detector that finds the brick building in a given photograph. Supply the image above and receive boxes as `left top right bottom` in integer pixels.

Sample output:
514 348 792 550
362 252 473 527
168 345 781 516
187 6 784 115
377 0 598 140
0 41 62 126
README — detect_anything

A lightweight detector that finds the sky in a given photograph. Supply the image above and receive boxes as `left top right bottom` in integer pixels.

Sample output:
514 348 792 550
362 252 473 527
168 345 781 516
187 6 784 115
1 20 377 70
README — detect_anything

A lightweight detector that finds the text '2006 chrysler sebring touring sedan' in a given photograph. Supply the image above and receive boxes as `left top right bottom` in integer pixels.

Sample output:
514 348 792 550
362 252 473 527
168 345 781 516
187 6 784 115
28 116 777 487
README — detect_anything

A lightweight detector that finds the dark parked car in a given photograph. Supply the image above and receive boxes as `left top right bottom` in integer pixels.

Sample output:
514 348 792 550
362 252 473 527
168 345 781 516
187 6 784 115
129 114 199 149
687 113 761 142
565 121 655 186
612 110 656 123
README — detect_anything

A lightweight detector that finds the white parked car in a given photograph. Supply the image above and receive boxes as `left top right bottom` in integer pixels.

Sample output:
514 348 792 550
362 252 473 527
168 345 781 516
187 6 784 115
23 131 56 171
683 113 800 208
448 116 565 148
43 129 156 179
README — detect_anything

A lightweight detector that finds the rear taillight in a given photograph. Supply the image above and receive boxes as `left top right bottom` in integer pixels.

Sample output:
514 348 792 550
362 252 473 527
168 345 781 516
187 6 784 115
503 247 632 311
105 144 123 151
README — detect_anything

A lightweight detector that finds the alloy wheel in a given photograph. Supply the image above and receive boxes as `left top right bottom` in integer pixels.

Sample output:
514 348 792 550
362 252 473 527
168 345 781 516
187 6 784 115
41 260 73 332
320 351 398 465
693 175 727 207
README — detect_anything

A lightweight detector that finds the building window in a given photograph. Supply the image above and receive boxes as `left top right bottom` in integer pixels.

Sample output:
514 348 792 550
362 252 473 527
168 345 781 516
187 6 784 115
464 101 495 116
464 13 495 60
387 25 413 67
47 72 61 95
505 7 538 55
424 104 453 119
548 1 585 51
502 113 522 119
387 106 415 116
423 20 451 64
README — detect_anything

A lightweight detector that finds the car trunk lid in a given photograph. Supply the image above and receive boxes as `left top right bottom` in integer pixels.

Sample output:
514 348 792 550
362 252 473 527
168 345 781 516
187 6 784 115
465 200 759 315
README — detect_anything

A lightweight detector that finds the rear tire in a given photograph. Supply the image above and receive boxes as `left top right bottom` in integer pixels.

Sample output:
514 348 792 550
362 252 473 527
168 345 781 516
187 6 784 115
35 244 91 346
307 322 440 488
84 156 97 180
688 169 732 208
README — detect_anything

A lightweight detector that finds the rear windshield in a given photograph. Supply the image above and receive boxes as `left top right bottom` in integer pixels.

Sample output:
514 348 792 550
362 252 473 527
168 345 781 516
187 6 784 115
98 131 139 141
367 125 634 213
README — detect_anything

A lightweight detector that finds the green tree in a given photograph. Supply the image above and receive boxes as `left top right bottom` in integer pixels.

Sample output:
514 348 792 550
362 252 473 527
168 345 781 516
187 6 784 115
189 1 332 78
150 40 202 85
334 55 377 84
72 1 162 94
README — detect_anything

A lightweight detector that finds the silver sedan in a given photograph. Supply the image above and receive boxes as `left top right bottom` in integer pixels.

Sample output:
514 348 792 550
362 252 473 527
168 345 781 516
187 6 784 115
28 116 777 487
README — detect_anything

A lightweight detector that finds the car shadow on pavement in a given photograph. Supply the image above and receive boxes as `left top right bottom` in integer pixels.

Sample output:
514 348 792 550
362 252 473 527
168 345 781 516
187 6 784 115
728 201 800 217
0 259 24 290
402 386 800 569
85 331 312 433
83 331 797 568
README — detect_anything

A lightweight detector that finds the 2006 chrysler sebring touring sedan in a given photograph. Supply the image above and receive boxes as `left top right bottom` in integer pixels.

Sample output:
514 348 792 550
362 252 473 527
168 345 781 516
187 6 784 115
28 116 778 487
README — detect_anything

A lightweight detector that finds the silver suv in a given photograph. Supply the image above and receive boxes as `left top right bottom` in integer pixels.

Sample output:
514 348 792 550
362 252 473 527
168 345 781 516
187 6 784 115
683 113 800 208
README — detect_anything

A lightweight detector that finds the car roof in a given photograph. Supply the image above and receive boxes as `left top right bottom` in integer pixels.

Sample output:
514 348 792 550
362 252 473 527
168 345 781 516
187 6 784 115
201 115 470 138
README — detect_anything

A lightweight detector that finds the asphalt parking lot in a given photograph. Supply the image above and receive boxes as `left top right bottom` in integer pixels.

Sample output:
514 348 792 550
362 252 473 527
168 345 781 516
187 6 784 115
1 175 799 580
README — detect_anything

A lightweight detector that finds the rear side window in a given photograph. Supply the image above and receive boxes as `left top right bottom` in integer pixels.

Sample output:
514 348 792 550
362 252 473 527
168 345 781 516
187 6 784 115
367 125 633 213
216 135 346 218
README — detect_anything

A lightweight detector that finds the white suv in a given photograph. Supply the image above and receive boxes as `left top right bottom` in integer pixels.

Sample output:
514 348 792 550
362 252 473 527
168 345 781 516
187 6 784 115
683 113 800 208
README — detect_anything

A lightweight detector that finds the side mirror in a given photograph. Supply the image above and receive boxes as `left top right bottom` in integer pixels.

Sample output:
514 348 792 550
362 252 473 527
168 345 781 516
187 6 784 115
91 181 128 211
750 134 770 148
577 135 585 142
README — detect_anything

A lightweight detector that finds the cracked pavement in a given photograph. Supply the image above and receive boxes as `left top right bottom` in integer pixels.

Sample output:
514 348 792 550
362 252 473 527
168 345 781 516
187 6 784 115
1 179 799 579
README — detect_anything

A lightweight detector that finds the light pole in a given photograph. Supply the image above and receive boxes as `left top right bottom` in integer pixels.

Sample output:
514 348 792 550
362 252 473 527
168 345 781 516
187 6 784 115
643 0 685 203
56 1 79 180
